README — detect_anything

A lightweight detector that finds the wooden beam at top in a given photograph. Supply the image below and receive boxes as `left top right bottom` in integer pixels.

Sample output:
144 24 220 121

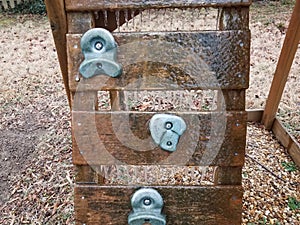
45 0 71 107
262 0 300 130
65 0 251 11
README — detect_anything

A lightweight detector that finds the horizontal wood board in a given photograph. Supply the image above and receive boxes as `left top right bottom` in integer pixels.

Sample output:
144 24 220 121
67 30 250 91
66 0 251 11
75 185 243 225
72 111 246 166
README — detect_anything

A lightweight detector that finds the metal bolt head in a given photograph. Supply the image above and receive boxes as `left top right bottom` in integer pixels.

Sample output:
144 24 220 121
166 141 172 146
143 198 152 206
96 62 103 69
94 41 103 51
165 122 173 130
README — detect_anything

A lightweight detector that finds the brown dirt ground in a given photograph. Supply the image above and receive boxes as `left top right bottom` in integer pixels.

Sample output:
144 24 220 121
0 2 299 224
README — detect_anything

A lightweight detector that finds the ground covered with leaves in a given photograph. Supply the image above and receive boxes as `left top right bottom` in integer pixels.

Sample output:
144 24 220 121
0 2 299 224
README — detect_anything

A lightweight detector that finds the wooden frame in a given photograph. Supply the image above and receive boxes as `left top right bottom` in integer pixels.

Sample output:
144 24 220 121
262 0 300 129
45 0 299 224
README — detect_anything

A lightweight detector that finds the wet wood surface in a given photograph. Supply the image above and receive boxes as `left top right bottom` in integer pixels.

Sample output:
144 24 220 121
214 166 242 185
67 30 250 91
66 0 251 11
74 185 243 225
72 111 246 166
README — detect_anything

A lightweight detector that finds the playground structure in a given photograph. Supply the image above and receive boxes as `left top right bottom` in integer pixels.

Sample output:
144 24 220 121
45 0 300 224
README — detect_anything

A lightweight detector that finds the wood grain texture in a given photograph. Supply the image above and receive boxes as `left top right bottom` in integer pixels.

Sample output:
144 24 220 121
272 118 300 166
222 89 245 111
262 0 300 129
67 12 95 34
67 30 250 91
71 91 98 111
247 109 263 122
74 185 243 225
219 7 249 30
45 0 71 106
66 0 251 11
72 111 246 166
214 166 242 185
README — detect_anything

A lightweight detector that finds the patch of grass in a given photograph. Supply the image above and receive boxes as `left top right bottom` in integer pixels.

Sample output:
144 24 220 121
281 161 298 172
288 197 300 211
4 0 46 15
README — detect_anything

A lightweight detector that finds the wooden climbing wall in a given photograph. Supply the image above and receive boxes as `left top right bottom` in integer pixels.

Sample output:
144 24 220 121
47 0 251 224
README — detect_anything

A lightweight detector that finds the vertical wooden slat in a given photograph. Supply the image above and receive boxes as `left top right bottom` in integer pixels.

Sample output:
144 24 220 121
2 0 8 9
9 0 14 8
219 7 249 30
110 91 126 111
45 0 71 106
67 12 95 34
262 0 300 129
214 166 242 185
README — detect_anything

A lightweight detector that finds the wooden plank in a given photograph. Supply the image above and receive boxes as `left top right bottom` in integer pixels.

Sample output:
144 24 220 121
2 0 8 9
75 165 104 184
247 109 263 122
8 0 14 8
262 0 300 129
214 166 242 185
74 185 243 225
45 0 71 106
72 111 246 166
66 0 251 11
67 31 250 91
272 118 300 166
67 12 95 34
219 7 249 30
110 91 126 111
71 91 98 111
222 89 245 111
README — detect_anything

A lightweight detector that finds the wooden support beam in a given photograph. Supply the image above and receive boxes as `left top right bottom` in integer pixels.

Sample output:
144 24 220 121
262 0 300 129
45 0 71 107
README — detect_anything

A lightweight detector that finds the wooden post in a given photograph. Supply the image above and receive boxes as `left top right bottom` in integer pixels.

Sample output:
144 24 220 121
44 0 71 107
262 0 300 129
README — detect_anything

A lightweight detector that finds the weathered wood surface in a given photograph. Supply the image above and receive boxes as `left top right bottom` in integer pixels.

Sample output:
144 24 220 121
247 109 263 122
222 89 245 111
214 166 242 185
272 118 300 167
219 7 249 30
74 185 243 225
67 12 95 34
75 165 104 184
66 0 251 11
67 31 250 91
45 0 71 106
262 0 300 129
71 91 98 111
72 111 246 166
